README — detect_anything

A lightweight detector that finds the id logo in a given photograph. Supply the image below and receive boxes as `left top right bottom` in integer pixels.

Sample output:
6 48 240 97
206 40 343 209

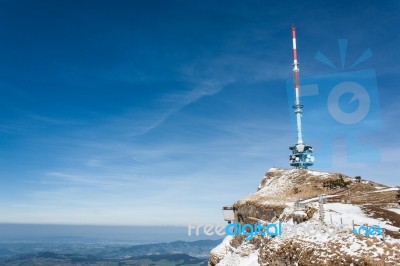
286 39 381 167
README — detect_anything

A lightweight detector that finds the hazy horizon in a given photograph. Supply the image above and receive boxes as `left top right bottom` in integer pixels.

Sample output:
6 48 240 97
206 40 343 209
0 223 223 245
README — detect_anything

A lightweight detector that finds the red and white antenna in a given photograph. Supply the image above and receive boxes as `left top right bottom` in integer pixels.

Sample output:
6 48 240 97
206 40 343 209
289 26 314 169
291 26 303 144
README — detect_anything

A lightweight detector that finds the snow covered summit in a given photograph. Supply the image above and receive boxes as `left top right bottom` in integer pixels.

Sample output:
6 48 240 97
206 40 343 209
209 168 400 265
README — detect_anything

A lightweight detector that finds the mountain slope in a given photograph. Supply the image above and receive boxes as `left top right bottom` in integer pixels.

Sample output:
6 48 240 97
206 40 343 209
209 168 400 265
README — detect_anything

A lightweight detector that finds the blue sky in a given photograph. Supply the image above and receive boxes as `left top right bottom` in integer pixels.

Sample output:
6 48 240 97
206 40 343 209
0 0 399 226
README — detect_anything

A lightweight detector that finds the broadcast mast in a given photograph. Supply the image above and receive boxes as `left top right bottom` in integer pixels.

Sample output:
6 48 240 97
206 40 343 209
289 26 315 169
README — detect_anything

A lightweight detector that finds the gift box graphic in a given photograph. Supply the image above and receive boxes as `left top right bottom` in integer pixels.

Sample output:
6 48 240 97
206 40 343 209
286 40 381 167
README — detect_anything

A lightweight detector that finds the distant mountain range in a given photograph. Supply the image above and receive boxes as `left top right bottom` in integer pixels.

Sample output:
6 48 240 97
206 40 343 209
0 239 222 266
111 239 220 258
3 252 208 266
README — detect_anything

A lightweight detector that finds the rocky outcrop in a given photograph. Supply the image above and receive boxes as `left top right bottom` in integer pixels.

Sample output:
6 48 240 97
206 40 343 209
209 168 400 265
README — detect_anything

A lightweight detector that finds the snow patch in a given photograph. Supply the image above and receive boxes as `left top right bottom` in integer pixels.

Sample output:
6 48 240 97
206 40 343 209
368 187 399 193
386 208 400 215
324 203 399 231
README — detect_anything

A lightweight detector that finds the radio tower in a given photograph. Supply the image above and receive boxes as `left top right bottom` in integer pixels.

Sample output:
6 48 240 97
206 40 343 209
289 26 315 169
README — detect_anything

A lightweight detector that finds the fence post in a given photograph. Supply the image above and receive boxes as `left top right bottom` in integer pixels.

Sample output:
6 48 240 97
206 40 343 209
348 188 352 204
319 196 324 222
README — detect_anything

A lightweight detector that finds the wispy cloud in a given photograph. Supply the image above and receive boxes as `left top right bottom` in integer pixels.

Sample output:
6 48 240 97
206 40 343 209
131 81 232 137
28 115 83 125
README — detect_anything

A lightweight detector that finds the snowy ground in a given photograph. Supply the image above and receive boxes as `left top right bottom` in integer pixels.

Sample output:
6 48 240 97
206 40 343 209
209 168 400 265
323 203 399 232
211 202 400 265
211 236 260 266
